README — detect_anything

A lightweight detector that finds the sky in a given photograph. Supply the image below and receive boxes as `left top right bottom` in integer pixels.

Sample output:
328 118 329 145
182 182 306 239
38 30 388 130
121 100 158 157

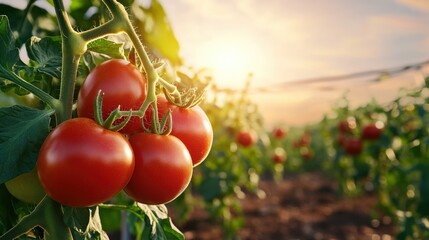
3 0 429 126
158 0 429 127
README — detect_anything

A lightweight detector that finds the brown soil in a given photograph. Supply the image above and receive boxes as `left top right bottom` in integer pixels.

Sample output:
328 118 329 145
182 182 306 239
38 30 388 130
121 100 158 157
177 172 397 240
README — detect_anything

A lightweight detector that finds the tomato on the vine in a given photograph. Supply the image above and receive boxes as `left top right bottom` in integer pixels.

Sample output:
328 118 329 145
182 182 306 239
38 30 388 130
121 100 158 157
343 137 363 156
272 147 287 164
5 167 45 204
338 119 355 133
37 118 135 207
236 130 257 147
77 59 147 135
361 122 383 140
124 132 193 205
143 95 213 167
272 127 286 139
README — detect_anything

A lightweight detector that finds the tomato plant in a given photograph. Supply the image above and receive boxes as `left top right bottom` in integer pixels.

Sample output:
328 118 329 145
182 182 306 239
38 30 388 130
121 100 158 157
37 118 135 207
77 59 147 135
125 132 193 205
0 0 201 238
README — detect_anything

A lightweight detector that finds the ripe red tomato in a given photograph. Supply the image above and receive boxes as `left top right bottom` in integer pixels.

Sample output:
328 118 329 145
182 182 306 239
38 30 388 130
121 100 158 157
272 147 287 163
236 130 256 147
272 127 286 139
361 123 383 140
77 59 147 135
37 118 135 207
124 133 193 205
338 119 356 133
343 137 363 156
143 95 213 167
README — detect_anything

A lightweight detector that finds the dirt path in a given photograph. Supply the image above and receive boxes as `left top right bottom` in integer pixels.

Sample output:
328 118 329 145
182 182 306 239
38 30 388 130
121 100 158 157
179 172 397 240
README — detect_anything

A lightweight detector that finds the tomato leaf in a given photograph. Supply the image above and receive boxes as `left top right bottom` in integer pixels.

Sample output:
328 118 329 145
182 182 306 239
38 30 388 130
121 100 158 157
129 203 184 240
0 15 20 81
63 206 109 240
0 105 53 184
25 36 62 79
131 0 181 66
87 38 125 59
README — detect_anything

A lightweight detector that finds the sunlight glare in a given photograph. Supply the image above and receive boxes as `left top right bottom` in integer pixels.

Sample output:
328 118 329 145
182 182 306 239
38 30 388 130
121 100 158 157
196 37 258 89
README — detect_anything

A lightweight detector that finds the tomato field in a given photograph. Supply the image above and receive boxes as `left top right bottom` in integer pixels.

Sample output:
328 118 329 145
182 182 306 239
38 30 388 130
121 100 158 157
0 0 429 239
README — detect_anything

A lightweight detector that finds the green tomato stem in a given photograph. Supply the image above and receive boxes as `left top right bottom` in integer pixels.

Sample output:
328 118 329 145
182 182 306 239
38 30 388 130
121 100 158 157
3 71 60 110
52 0 87 124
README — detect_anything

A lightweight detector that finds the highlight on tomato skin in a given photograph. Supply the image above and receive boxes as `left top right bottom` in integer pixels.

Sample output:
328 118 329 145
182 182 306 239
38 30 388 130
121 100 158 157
77 59 148 135
37 118 135 208
124 132 193 205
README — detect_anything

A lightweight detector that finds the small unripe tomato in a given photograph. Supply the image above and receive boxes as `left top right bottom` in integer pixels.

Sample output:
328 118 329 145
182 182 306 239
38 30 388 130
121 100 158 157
5 168 45 204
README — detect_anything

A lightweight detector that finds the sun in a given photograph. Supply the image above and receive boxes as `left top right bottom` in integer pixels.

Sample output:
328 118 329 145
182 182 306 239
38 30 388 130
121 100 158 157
195 37 256 89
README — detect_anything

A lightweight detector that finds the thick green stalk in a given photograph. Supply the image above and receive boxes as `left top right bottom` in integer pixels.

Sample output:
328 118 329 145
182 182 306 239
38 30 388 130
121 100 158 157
52 0 86 124
102 0 159 101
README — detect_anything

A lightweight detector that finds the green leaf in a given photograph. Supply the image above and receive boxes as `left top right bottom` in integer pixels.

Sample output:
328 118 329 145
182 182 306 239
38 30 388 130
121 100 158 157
63 206 109 240
0 16 19 71
0 16 15 54
0 105 53 184
0 16 31 95
132 0 181 65
129 203 184 240
87 38 125 59
25 36 62 79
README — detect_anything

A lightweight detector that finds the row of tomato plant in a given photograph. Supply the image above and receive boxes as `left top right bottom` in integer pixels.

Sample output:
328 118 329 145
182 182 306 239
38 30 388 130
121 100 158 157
275 76 429 239
174 74 429 239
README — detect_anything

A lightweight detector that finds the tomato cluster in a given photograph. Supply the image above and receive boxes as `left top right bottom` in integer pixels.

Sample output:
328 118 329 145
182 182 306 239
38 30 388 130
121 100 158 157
37 59 213 207
335 118 384 156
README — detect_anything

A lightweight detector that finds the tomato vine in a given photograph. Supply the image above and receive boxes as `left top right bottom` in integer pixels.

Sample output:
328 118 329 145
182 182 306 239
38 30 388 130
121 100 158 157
0 0 207 239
